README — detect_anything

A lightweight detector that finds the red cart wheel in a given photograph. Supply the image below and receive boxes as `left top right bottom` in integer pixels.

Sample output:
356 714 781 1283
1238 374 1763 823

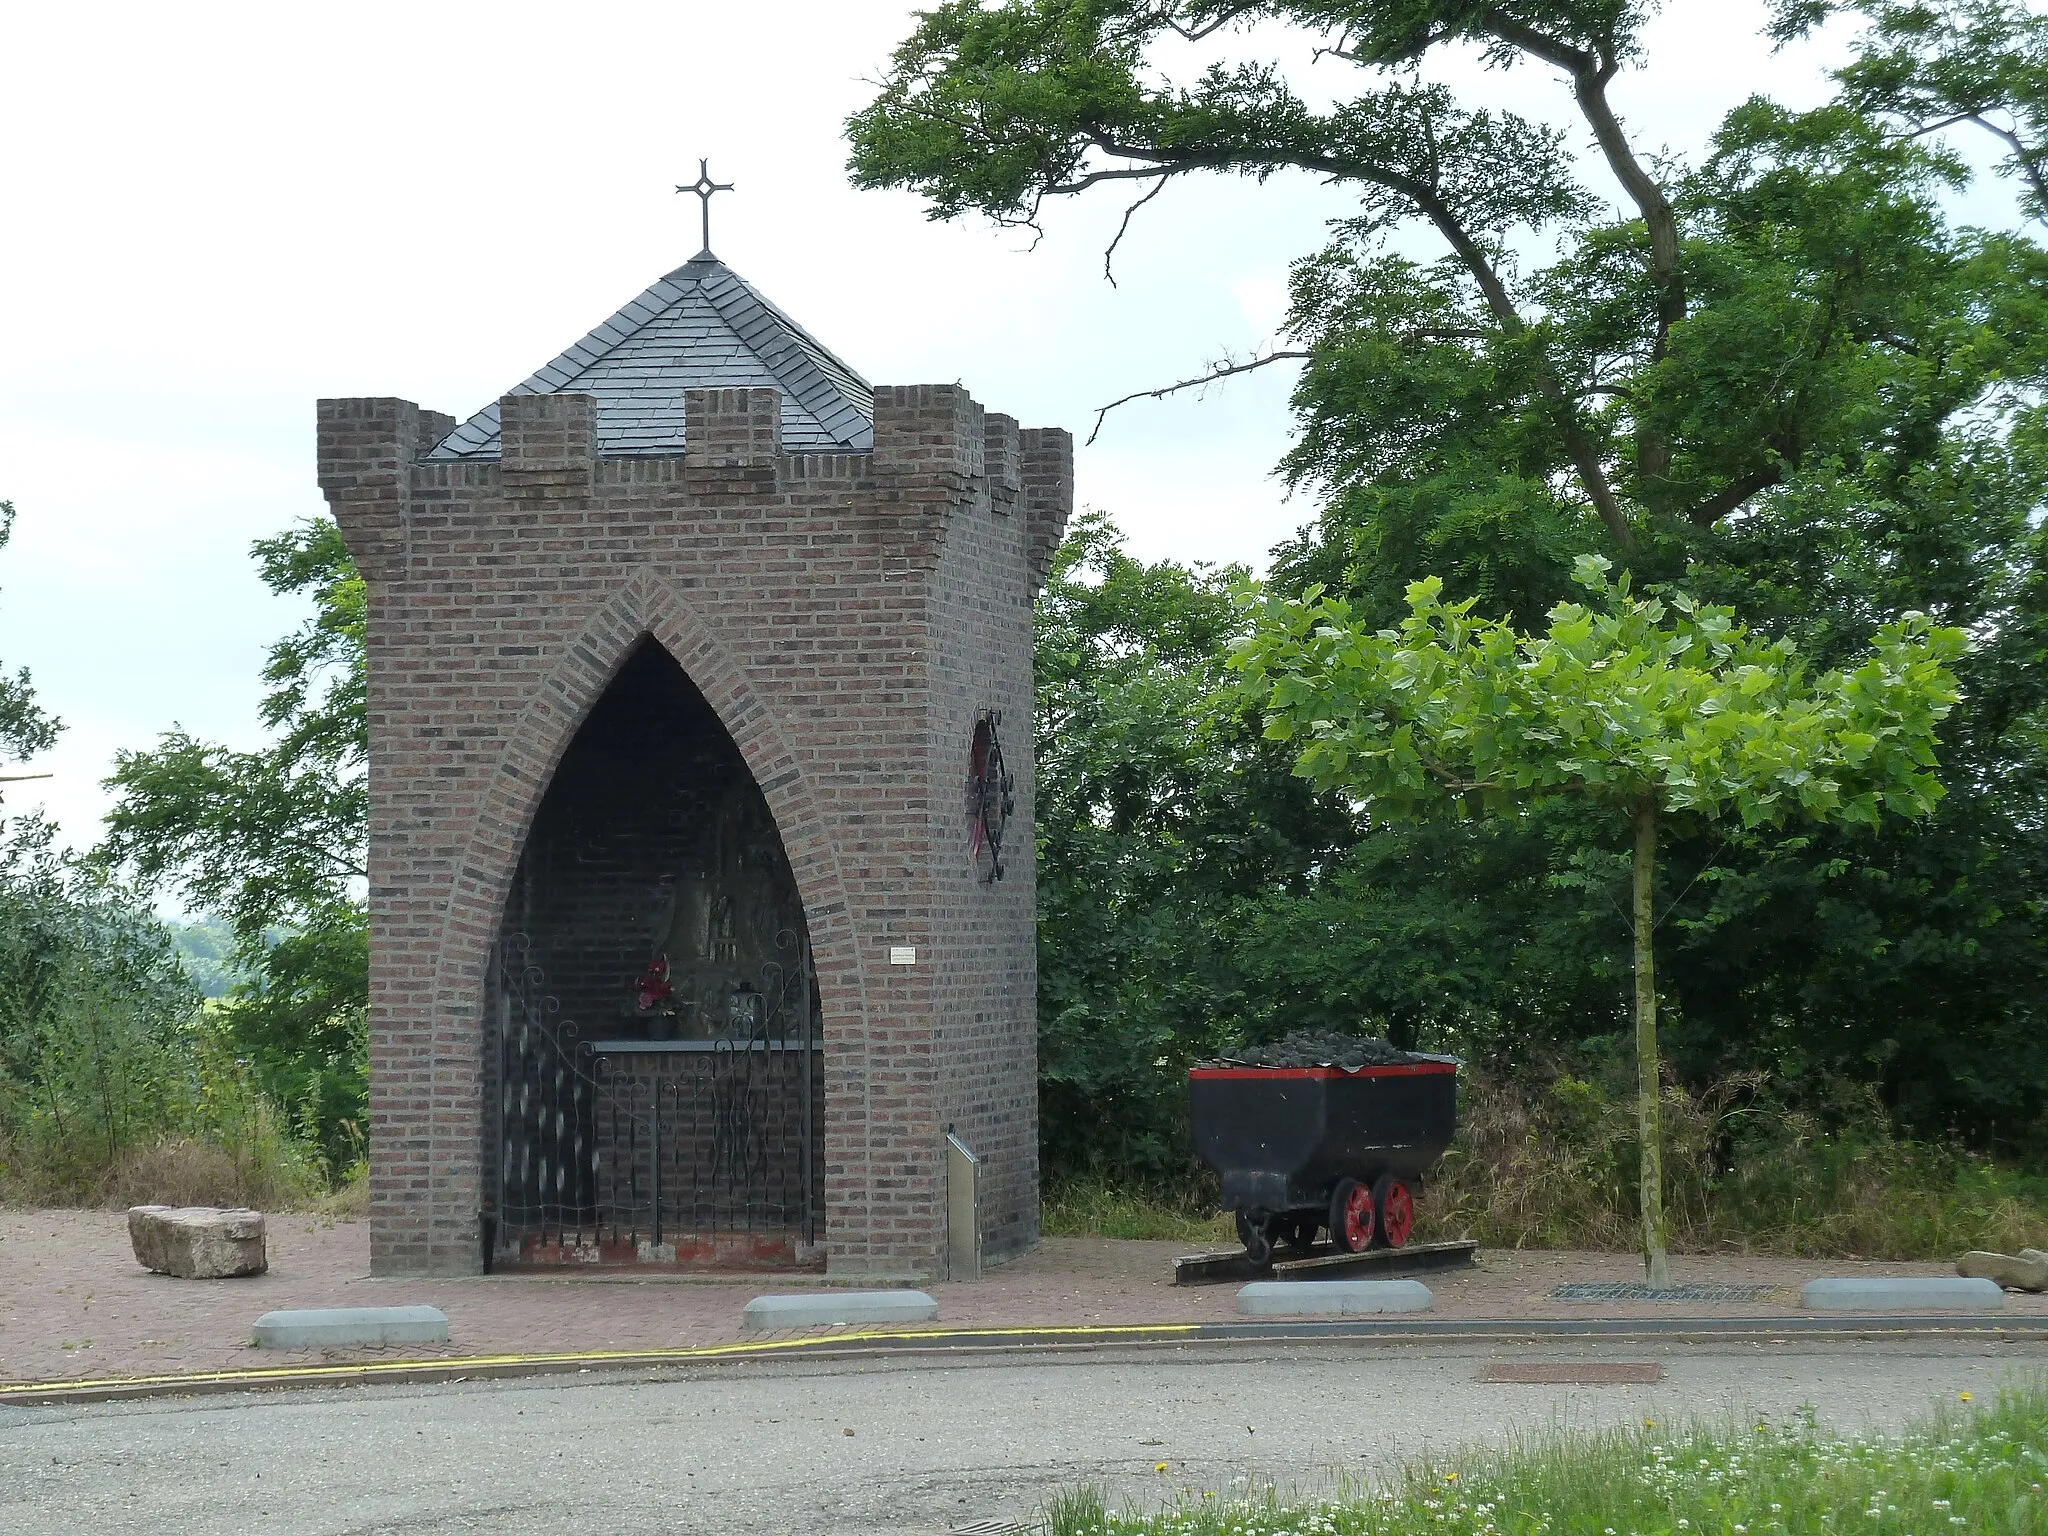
1328 1178 1374 1253
1373 1175 1415 1248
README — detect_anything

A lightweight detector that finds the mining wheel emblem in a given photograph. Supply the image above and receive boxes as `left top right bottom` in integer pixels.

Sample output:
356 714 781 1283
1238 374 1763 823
967 710 1015 883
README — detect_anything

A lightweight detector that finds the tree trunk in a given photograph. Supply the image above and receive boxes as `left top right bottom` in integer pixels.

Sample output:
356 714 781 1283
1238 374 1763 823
1632 800 1671 1289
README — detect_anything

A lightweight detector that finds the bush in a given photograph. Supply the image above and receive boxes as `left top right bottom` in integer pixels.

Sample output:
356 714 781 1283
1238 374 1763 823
0 817 328 1209
1042 1063 2048 1261
1428 1068 2048 1259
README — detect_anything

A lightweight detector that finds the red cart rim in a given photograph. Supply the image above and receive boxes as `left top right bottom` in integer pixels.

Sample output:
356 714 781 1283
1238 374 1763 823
1187 1062 1457 1081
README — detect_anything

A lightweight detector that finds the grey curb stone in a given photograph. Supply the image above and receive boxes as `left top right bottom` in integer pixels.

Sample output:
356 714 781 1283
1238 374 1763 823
743 1290 938 1331
1236 1279 1434 1317
1800 1277 2004 1312
252 1305 450 1348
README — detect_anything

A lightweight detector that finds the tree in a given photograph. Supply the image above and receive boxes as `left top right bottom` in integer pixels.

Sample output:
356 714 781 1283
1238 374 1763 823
1036 512 1358 1181
99 519 368 1172
850 2 2047 577
852 0 2048 1153
1229 556 1966 1281
0 502 60 775
1771 0 2048 227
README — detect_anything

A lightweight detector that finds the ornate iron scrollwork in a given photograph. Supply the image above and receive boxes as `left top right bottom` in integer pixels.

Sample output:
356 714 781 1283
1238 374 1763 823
967 709 1015 883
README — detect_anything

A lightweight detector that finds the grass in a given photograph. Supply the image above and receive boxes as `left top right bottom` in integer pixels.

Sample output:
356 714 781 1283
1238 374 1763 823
1045 1071 2048 1262
1426 1071 2048 1261
1045 1380 2048 1536
1043 1178 1234 1244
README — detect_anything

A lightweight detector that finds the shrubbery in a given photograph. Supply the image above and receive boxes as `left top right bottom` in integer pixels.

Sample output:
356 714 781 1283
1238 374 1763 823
0 815 327 1208
1043 1063 2048 1261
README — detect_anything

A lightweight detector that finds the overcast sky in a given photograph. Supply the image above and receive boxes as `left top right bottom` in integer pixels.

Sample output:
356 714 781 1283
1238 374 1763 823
0 0 1920 857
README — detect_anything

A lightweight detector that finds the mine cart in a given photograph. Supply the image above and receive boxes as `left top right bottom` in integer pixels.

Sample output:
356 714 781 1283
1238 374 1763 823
1188 1057 1458 1263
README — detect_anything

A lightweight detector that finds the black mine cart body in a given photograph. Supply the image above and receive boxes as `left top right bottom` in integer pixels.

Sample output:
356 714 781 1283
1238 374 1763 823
1188 1061 1458 1260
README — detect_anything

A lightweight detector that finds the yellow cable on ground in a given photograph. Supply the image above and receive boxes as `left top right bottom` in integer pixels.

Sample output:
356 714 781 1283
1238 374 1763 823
0 1322 1205 1400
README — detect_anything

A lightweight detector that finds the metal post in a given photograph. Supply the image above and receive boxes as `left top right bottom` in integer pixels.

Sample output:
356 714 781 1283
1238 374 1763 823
651 1076 664 1250
946 1130 981 1281
800 971 814 1246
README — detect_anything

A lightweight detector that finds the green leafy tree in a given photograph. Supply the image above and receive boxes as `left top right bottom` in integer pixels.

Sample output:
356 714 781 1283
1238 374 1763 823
0 502 209 1196
850 1 2047 587
1230 556 1966 1280
853 0 2048 1155
99 519 368 1173
0 501 60 776
1036 512 1358 1181
1771 0 2048 226
0 822 205 1193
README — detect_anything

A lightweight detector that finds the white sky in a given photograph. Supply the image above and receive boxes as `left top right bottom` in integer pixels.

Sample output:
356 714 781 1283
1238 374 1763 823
0 0 1955 855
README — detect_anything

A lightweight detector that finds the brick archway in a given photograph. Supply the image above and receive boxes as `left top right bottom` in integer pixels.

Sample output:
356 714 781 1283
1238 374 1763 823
404 568 866 1273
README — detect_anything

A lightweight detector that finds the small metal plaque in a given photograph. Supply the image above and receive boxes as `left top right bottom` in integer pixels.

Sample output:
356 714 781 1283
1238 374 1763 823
889 946 916 966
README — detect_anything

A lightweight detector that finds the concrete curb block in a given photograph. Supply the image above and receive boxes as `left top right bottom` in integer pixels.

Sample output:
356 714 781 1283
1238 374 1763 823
1801 1277 2004 1312
1236 1279 1433 1316
252 1305 451 1348
742 1290 938 1331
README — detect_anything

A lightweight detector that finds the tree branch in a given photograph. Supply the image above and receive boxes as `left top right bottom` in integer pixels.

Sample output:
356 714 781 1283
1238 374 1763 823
1089 350 1312 445
0 772 51 782
1048 132 1636 546
1158 3 1262 44
1684 463 1783 528
1479 8 1685 499
1961 112 2048 222
1044 162 1187 196
1104 173 1175 286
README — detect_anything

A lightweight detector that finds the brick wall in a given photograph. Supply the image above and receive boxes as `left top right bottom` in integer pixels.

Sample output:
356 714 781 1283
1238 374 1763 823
321 383 1071 1278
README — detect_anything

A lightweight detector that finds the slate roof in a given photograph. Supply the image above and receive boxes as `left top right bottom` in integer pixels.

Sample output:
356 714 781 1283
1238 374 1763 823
427 253 875 460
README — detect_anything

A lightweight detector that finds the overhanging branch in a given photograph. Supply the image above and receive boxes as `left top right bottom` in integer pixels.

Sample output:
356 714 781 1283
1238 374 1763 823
1088 349 1310 445
1104 173 1176 286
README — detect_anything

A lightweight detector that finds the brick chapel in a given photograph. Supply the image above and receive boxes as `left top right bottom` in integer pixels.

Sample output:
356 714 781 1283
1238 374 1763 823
318 214 1071 1279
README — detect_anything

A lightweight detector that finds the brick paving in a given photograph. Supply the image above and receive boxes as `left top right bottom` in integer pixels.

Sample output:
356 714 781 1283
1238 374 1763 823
5 1207 2043 1389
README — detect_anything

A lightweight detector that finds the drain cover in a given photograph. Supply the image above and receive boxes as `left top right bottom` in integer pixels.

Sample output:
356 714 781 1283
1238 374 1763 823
1550 1282 1777 1302
951 1522 1032 1536
1478 1362 1665 1384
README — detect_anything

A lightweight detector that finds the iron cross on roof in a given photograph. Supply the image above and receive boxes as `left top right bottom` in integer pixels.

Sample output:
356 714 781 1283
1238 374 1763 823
677 159 734 258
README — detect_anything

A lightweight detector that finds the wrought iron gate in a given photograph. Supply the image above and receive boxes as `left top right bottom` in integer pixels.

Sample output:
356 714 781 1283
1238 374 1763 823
489 928 822 1264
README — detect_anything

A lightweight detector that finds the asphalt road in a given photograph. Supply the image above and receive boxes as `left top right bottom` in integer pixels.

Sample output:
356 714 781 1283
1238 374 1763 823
4 1339 2044 1536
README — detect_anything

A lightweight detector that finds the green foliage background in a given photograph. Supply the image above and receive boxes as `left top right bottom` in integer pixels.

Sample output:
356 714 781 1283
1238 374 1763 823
980 0 2048 1188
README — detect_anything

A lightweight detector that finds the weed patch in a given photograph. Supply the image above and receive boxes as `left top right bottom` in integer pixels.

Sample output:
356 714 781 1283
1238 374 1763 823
1044 1071 2048 1261
1048 1381 2048 1536
1043 1178 1234 1244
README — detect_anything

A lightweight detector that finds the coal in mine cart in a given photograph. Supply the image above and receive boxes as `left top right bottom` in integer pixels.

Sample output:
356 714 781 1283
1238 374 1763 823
1189 1049 1458 1263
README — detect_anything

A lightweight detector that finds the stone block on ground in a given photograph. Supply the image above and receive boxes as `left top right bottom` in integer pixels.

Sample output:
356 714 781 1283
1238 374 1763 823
1957 1250 2048 1292
742 1290 938 1331
251 1305 450 1349
1236 1279 1434 1317
1800 1276 2004 1311
127 1205 267 1279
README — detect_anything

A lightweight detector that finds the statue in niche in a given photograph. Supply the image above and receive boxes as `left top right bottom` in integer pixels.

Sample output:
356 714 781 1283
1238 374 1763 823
707 892 737 964
624 773 803 1040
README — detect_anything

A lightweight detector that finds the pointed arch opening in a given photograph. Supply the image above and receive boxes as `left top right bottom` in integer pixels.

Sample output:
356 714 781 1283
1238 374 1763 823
486 638 823 1269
